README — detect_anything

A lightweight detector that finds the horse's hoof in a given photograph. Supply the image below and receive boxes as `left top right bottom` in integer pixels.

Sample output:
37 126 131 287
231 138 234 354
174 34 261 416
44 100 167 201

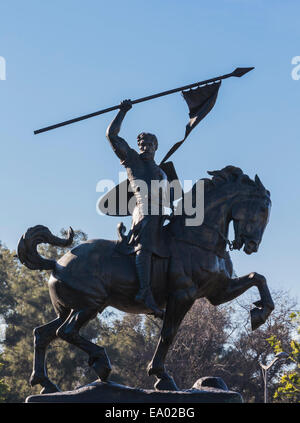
250 307 265 331
253 300 263 308
30 373 58 390
147 362 164 377
40 381 61 394
29 373 41 387
154 374 179 391
92 358 112 381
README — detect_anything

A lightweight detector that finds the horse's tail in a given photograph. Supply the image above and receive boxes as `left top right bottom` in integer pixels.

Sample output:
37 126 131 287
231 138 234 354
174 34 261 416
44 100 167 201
17 225 74 271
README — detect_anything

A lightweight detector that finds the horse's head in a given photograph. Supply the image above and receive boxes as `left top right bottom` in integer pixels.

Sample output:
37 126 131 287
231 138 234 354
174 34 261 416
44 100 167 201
171 166 271 257
231 175 271 255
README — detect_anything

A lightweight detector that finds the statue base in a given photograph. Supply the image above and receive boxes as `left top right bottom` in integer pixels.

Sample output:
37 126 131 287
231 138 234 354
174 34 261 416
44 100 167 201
25 377 243 403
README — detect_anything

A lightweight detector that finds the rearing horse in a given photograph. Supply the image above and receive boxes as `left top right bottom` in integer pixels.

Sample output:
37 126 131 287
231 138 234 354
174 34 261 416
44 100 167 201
17 165 274 394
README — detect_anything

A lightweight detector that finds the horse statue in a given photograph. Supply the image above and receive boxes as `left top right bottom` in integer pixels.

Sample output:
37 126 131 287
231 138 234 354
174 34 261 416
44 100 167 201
17 165 274 394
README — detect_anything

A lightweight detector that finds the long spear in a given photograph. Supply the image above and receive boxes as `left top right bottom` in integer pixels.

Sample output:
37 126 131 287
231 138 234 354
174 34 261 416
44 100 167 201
34 67 254 135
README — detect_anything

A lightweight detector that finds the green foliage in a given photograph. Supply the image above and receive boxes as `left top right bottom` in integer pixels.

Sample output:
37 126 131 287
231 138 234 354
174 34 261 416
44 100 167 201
267 312 300 402
0 355 9 402
217 290 298 402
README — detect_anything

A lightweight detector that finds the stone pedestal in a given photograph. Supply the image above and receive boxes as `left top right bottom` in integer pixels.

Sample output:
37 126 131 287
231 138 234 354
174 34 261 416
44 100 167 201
26 377 243 403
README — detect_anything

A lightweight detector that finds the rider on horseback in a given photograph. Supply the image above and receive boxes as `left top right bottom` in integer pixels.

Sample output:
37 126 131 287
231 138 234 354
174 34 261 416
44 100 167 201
106 100 171 319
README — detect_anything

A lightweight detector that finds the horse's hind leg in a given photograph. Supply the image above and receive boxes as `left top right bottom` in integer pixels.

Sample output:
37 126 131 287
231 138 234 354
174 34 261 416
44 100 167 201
148 292 195 391
56 307 112 381
30 317 63 394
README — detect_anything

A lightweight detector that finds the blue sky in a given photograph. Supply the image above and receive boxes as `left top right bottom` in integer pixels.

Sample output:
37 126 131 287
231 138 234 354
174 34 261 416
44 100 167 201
0 0 299 301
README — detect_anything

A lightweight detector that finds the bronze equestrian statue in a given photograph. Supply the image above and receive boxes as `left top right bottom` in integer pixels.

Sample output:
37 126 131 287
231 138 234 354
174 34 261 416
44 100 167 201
18 163 274 394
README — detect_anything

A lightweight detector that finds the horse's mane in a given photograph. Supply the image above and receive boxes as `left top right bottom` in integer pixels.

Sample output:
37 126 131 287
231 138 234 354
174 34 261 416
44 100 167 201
197 165 270 198
167 165 271 246
173 165 271 220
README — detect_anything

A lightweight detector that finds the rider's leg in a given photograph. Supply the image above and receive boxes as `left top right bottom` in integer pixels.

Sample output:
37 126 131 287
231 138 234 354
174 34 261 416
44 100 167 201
135 249 164 318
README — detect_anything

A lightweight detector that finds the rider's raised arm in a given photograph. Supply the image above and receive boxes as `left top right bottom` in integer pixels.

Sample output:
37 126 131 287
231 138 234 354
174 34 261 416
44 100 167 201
105 100 132 162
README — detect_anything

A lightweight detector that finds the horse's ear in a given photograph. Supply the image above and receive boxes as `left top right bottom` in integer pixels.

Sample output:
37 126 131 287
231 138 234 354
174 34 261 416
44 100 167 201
255 174 265 190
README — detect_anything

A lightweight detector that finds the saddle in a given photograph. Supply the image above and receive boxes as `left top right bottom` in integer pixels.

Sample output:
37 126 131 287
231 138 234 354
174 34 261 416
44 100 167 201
114 219 172 258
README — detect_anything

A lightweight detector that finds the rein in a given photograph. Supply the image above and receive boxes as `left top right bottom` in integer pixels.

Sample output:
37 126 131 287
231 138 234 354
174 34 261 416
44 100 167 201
172 221 234 259
202 222 234 251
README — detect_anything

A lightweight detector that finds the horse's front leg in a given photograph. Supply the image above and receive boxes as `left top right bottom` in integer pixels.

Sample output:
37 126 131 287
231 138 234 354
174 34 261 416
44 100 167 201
249 273 274 330
148 291 195 391
207 272 274 331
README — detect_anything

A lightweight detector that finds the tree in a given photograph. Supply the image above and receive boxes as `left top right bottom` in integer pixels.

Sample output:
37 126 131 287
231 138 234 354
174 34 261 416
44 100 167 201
267 311 300 402
0 354 9 402
217 290 298 402
166 300 231 389
97 290 298 403
96 313 161 388
91 290 298 403
95 299 232 390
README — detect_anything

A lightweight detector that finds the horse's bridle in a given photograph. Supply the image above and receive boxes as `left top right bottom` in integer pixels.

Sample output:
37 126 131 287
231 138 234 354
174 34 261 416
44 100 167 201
202 222 235 251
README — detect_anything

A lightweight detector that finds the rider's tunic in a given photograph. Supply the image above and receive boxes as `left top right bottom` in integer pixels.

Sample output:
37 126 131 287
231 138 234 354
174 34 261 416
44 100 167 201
121 147 170 257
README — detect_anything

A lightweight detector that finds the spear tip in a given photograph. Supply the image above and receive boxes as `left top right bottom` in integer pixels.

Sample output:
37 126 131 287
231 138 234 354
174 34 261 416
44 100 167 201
232 67 255 77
